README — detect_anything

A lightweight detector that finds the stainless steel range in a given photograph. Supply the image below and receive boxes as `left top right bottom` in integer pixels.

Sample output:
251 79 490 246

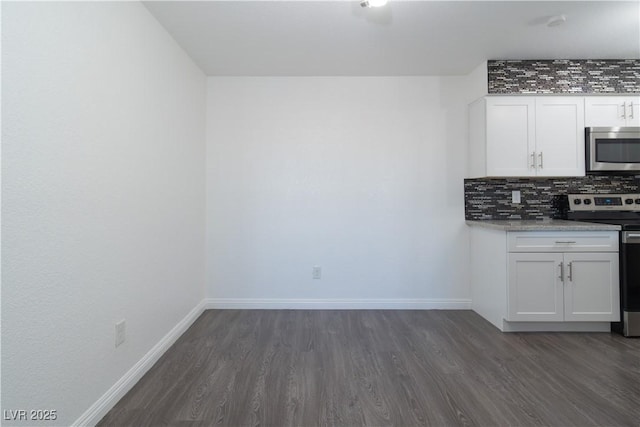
566 193 640 337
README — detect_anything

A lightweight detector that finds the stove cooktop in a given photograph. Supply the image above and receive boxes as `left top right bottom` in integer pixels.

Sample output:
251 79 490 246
565 193 640 230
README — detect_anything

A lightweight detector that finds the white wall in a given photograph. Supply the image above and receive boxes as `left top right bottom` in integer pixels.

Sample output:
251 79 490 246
2 2 205 426
206 77 470 307
465 60 489 102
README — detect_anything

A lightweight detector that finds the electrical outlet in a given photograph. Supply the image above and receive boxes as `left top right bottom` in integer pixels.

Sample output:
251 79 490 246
312 266 322 280
512 190 521 204
115 320 126 348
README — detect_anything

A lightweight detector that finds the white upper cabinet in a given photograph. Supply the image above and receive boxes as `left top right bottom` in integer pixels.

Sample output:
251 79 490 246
485 97 536 177
585 96 640 127
469 96 585 178
535 97 585 177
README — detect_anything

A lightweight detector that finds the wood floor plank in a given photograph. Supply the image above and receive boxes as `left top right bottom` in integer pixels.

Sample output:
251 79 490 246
98 310 640 427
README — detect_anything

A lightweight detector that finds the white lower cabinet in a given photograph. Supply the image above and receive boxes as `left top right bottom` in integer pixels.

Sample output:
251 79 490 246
470 227 620 332
508 253 564 321
562 253 620 321
507 252 619 322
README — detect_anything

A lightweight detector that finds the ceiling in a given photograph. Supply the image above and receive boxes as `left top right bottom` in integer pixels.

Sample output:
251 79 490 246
143 0 640 76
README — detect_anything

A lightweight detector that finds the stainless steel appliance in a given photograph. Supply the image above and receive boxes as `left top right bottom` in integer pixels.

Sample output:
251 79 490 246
566 193 640 337
585 127 640 174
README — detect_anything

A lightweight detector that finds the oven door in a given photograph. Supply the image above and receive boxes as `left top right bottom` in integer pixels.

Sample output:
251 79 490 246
586 127 640 173
621 231 640 337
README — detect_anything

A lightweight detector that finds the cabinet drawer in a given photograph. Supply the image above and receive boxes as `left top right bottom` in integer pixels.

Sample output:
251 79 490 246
508 232 618 253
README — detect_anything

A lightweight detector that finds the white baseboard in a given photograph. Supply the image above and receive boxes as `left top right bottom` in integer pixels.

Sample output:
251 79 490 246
204 298 472 310
72 300 206 427
502 320 612 333
72 297 470 426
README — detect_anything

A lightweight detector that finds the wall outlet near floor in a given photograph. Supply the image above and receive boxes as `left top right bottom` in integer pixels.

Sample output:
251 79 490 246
312 265 322 280
512 190 521 204
115 319 126 347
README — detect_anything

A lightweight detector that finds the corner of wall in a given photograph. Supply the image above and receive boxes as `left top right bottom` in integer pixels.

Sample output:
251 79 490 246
72 300 207 427
464 61 488 103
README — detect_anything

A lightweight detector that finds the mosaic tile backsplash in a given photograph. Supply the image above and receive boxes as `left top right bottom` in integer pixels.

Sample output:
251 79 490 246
488 60 640 94
465 176 640 220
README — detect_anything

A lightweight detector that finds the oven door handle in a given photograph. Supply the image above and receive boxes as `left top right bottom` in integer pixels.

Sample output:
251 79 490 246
622 232 640 243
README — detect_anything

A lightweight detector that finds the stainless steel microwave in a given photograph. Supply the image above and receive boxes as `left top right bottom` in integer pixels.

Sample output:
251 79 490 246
586 127 640 174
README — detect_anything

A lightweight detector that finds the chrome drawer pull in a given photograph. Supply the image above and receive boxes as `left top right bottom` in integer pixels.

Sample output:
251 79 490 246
555 241 577 244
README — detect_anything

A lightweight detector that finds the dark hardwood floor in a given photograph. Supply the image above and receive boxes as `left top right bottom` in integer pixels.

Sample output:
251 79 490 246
98 310 640 426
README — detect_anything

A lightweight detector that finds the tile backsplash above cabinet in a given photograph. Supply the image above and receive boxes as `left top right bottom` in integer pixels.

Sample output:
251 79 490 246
488 60 640 94
464 176 640 221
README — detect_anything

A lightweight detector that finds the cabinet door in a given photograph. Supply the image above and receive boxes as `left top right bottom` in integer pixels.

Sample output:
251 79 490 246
486 97 536 177
585 97 631 127
563 253 620 321
628 97 640 126
535 97 585 177
507 253 564 321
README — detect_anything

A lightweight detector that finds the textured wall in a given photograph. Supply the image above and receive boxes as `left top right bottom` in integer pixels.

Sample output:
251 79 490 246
206 76 476 306
488 59 640 94
2 3 205 426
464 176 640 220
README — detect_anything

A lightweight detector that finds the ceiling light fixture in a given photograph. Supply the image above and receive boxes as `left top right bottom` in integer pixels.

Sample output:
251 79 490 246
547 14 567 27
360 0 388 8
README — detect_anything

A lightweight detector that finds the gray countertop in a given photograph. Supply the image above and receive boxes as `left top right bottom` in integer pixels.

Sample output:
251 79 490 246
466 219 621 231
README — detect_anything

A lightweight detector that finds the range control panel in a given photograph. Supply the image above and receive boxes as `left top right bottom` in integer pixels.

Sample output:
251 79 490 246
568 194 640 211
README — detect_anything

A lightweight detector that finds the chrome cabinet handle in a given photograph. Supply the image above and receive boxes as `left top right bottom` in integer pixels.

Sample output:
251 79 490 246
622 103 627 119
559 262 564 281
538 152 543 169
568 262 573 282
630 102 635 120
530 152 536 169
555 241 576 244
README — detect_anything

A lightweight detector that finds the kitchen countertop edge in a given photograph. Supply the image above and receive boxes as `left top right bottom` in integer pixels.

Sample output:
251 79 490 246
465 219 621 231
